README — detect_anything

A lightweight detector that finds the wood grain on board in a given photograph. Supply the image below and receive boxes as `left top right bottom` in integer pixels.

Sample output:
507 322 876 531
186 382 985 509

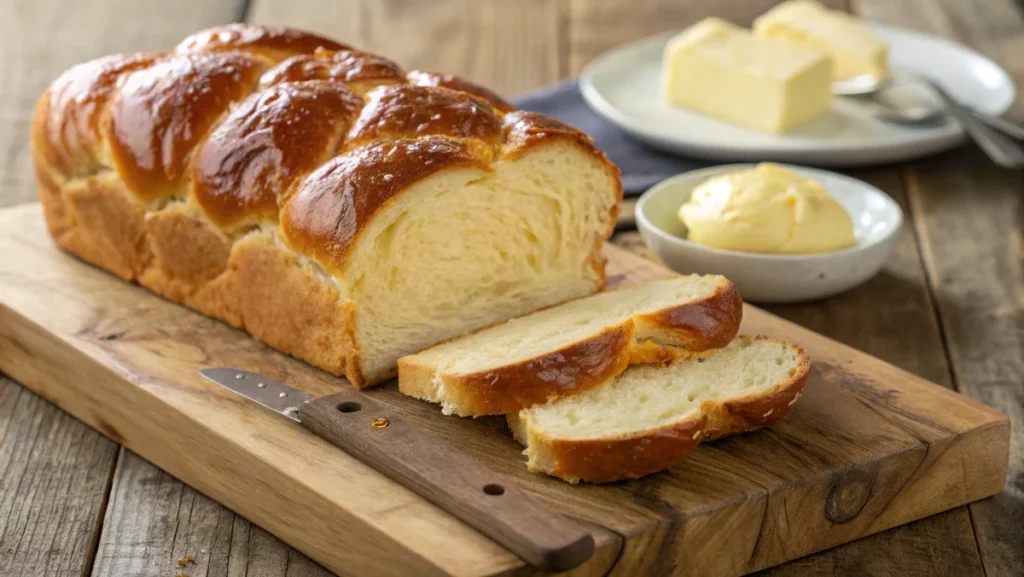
297 389 598 572
0 204 1010 576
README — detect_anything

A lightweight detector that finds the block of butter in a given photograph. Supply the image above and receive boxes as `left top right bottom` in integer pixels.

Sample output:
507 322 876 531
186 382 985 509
754 0 888 81
661 17 833 133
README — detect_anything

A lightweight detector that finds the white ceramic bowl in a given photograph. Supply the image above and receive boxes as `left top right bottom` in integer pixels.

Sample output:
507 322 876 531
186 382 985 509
636 164 903 303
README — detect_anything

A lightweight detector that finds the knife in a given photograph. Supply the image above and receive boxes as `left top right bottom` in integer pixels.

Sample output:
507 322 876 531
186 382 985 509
199 368 595 572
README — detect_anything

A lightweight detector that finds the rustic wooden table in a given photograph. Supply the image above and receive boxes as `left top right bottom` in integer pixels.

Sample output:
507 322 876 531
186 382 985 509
0 0 1020 575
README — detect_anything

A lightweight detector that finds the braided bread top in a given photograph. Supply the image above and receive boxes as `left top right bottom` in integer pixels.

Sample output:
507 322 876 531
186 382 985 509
32 23 606 273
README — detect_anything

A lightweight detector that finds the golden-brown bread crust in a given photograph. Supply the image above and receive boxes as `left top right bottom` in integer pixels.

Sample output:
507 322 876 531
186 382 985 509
107 53 267 200
42 173 149 280
347 85 503 149
32 54 162 181
510 337 811 483
260 48 406 94
635 279 742 351
701 341 810 441
508 411 707 484
501 111 599 160
418 325 634 416
397 277 741 416
32 23 618 388
227 234 361 385
192 81 363 229
138 202 240 325
39 169 363 384
142 202 232 291
280 137 491 273
175 23 348 62
406 70 515 113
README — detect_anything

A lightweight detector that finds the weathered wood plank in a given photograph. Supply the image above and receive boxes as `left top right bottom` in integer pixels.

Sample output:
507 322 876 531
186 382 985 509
851 1 1024 575
0 0 245 209
247 0 566 98
906 149 1023 577
92 450 332 577
756 509 985 576
0 375 118 577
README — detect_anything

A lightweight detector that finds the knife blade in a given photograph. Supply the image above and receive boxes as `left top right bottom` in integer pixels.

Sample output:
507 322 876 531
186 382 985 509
200 367 595 572
201 367 310 421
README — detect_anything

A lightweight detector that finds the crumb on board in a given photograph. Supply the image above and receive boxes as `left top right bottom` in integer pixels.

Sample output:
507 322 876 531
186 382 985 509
176 555 197 569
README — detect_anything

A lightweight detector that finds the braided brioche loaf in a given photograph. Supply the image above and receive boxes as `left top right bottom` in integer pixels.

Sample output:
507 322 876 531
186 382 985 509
32 24 622 387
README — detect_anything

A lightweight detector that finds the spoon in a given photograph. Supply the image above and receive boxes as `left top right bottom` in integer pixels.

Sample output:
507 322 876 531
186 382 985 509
833 75 945 125
833 74 1024 168
833 74 1024 137
915 76 1024 168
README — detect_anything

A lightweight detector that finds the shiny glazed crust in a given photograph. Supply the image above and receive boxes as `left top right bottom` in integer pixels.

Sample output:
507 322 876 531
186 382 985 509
508 337 810 483
32 24 621 388
397 279 742 416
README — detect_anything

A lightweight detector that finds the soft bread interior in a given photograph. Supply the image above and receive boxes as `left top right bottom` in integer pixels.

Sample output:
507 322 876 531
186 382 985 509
521 337 804 440
406 275 725 377
344 143 618 382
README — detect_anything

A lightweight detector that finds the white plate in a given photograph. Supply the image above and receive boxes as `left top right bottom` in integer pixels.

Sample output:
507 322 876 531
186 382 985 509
580 23 1016 166
637 164 903 303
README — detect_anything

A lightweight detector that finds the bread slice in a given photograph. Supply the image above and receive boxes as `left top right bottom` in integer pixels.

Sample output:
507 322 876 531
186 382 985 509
507 336 809 483
397 275 742 416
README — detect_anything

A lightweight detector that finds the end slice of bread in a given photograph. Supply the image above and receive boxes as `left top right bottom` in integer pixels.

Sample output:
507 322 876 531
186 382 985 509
507 336 810 483
397 275 742 416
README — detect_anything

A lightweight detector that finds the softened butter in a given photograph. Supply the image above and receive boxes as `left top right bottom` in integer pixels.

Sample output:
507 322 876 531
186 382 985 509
661 17 833 133
679 163 856 254
754 0 888 81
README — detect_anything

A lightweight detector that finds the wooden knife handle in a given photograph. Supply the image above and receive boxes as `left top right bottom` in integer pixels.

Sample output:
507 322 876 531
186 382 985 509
298 390 595 572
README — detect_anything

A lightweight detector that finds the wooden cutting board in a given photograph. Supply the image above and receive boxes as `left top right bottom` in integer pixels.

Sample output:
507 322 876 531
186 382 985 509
0 203 1009 577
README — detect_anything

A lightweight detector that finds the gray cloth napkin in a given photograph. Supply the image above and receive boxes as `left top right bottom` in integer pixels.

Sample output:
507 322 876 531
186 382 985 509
512 79 709 196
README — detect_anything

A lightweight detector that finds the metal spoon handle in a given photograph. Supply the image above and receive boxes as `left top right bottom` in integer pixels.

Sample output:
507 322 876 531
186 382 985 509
971 110 1024 140
927 80 1024 168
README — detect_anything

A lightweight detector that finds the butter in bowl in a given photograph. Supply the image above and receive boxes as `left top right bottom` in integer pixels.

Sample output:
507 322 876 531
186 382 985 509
636 163 902 303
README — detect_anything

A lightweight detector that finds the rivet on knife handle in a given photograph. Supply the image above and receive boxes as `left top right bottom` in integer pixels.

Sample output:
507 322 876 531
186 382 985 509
298 390 595 572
